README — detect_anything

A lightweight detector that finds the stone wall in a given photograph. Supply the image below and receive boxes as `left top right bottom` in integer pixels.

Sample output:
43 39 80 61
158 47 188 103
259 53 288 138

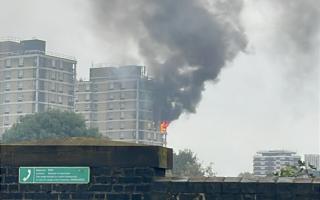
152 177 320 200
1 144 319 200
0 144 172 200
1 165 162 199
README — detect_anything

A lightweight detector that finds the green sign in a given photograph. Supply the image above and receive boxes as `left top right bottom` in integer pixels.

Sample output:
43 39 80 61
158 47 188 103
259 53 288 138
19 167 90 184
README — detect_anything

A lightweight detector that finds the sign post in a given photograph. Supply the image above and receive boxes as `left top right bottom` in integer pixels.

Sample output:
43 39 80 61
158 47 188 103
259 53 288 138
19 167 90 184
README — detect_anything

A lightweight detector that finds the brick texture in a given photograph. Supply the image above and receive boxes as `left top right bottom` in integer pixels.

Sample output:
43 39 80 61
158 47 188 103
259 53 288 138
1 145 319 200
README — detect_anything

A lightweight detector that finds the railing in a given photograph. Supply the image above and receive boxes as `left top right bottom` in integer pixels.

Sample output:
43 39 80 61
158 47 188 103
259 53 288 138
0 49 76 61
0 36 21 43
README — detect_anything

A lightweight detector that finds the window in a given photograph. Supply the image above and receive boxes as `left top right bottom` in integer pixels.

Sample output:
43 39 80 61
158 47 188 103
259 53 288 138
50 95 56 103
4 106 10 114
92 103 97 111
4 115 9 125
108 112 113 120
120 123 124 129
153 133 157 140
18 58 23 66
92 94 98 102
59 60 64 69
59 84 64 93
85 84 90 91
108 94 114 100
92 84 98 92
120 112 125 119
5 59 11 67
56 60 61 68
17 104 23 113
4 94 10 103
108 103 114 110
108 123 113 130
85 94 90 101
68 97 73 105
120 102 125 110
120 82 125 89
120 132 124 139
52 60 56 68
59 72 64 81
147 122 152 130
5 82 10 91
120 92 125 99
84 104 90 111
108 82 114 90
4 71 11 79
50 71 56 80
58 96 62 104
17 93 23 102
18 70 23 79
51 83 56 91
17 82 23 90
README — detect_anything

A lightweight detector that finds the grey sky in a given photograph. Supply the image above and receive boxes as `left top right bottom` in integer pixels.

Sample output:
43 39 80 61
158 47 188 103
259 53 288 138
0 0 318 176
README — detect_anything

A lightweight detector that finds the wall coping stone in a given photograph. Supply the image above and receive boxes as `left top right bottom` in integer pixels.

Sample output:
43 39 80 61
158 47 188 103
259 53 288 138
155 177 319 183
313 178 320 183
0 145 173 169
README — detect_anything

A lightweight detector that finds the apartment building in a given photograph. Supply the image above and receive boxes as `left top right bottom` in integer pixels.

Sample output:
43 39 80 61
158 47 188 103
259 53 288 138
305 154 320 170
0 39 76 137
76 65 164 146
253 150 301 176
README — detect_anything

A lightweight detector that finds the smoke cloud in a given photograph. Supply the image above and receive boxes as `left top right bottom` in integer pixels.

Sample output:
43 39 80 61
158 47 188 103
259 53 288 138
262 0 320 81
89 0 247 121
272 0 319 53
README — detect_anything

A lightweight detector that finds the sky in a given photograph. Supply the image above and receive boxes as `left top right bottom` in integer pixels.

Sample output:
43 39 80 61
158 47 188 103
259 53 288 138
0 0 319 176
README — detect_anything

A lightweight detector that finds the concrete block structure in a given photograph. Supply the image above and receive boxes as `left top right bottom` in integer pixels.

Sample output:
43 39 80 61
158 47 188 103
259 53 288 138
253 150 301 176
0 39 76 137
76 65 164 146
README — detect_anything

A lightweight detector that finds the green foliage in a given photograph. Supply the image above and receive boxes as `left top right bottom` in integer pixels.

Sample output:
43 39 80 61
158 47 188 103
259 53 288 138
2 110 100 143
173 149 215 177
274 160 318 178
276 165 298 177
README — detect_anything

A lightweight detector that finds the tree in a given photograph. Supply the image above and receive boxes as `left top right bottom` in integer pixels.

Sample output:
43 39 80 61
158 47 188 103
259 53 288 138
2 110 100 143
173 149 216 177
274 160 319 178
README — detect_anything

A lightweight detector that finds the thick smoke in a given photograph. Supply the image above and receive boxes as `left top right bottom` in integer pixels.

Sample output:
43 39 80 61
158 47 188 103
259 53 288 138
272 0 319 53
90 0 247 121
263 0 320 80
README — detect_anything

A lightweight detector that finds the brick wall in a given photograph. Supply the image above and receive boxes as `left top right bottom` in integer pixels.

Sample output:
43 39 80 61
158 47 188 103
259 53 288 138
152 177 320 200
1 165 164 200
1 145 319 200
0 145 171 200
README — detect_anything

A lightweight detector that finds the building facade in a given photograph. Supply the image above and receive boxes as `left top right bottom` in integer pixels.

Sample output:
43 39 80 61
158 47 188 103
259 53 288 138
253 150 301 176
0 39 76 137
305 154 320 170
76 65 164 146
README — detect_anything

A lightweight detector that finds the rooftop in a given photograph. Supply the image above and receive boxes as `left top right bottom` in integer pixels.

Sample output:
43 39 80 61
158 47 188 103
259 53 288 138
0 39 75 61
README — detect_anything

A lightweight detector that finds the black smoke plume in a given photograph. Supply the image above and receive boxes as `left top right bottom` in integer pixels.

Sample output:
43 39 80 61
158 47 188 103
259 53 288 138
90 0 247 121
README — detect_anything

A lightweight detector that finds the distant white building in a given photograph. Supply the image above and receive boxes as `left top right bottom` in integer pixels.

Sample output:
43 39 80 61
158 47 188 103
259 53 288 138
253 150 301 176
304 154 320 170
